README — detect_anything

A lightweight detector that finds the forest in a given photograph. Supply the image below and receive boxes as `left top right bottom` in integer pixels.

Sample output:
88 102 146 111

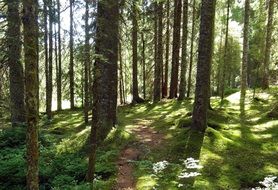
0 0 278 189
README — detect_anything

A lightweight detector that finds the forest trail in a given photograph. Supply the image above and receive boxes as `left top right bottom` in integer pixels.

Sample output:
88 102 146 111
115 119 165 190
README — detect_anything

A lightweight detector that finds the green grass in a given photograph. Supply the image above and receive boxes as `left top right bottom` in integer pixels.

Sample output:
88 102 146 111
0 87 278 189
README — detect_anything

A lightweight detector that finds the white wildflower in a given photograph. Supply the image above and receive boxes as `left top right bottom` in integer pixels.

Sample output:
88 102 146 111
152 160 169 174
178 171 201 179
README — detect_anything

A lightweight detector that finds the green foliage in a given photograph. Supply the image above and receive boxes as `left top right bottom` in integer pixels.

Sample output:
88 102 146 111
0 127 26 148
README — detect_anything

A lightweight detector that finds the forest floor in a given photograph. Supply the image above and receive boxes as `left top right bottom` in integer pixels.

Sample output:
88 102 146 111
0 87 278 190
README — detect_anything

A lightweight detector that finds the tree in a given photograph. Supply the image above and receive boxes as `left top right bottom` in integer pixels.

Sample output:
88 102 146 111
178 0 188 100
22 0 39 188
57 0 62 111
240 0 250 112
131 1 144 103
169 0 182 99
7 0 25 126
191 0 216 132
186 0 196 98
84 0 90 123
262 0 274 89
86 0 119 184
69 0 75 109
153 2 163 102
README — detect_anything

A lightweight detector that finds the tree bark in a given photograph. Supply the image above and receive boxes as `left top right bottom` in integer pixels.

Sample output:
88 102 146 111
22 0 39 188
57 0 62 111
132 1 143 103
262 0 274 89
240 0 250 112
178 0 189 100
186 0 196 98
69 0 75 109
169 0 182 99
7 0 26 126
86 0 119 184
153 2 163 102
192 0 216 132
84 0 90 123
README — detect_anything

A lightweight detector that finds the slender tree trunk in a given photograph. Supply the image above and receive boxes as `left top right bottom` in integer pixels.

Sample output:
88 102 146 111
216 30 223 95
153 2 163 102
47 0 53 119
43 0 49 116
119 42 124 104
86 0 119 184
186 0 196 98
23 0 39 188
69 0 75 109
162 0 170 98
240 0 250 112
169 0 182 99
220 0 231 102
57 0 62 111
262 0 274 89
84 0 90 123
132 2 143 103
192 0 216 132
178 0 188 100
141 32 146 100
7 0 25 126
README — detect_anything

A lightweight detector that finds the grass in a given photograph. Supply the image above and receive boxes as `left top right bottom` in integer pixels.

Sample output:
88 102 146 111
0 87 278 189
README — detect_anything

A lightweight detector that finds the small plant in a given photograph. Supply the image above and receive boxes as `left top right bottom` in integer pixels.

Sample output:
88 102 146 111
252 175 278 190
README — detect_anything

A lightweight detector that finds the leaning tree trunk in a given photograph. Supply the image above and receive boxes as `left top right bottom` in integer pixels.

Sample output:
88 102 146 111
262 0 274 89
69 0 75 109
169 0 182 99
7 0 26 126
86 0 119 185
240 0 250 112
178 0 189 100
192 0 216 132
132 1 143 103
22 0 39 188
186 0 196 98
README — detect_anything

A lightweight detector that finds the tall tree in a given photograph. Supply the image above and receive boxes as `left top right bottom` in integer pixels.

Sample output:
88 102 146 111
240 0 250 111
22 0 39 188
46 0 53 119
178 0 189 100
7 0 25 126
43 0 49 117
220 0 231 102
69 0 75 109
191 0 216 132
262 0 274 89
169 0 182 99
153 2 163 102
84 0 90 123
86 0 119 184
162 0 170 98
131 1 144 103
57 0 62 111
186 0 196 98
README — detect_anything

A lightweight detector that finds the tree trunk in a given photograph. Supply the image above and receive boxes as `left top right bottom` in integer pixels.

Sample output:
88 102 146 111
119 41 124 104
153 2 163 102
240 0 250 112
162 0 170 98
191 0 216 132
86 0 119 184
220 0 231 102
178 0 188 100
169 0 182 99
22 0 39 188
7 0 26 126
186 0 196 98
132 2 143 103
84 0 90 123
69 0 75 109
47 0 53 119
57 0 62 111
262 0 274 89
141 32 146 100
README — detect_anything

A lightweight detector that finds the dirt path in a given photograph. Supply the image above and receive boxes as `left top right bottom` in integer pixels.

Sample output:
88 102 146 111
115 119 165 190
